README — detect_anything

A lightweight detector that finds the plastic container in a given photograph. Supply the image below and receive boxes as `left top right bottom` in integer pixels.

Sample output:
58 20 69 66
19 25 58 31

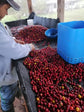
27 19 34 25
45 28 57 38
57 21 84 64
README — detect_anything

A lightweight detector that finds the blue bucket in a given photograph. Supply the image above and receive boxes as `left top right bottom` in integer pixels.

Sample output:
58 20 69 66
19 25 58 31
45 28 57 39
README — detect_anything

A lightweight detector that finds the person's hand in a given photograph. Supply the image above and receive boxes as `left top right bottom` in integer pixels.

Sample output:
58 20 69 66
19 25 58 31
14 38 25 44
29 43 35 51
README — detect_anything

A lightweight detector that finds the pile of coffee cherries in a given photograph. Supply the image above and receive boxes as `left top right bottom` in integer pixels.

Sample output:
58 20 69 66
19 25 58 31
13 25 48 43
23 47 84 112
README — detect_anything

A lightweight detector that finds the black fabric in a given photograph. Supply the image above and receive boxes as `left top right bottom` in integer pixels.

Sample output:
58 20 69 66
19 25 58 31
16 62 37 112
33 15 42 25
28 12 35 19
5 19 27 28
33 15 60 28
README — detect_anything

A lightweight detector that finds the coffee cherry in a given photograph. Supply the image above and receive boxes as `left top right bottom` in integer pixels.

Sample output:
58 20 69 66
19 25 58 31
23 47 84 111
70 106 74 110
78 94 82 99
36 97 40 101
76 107 80 112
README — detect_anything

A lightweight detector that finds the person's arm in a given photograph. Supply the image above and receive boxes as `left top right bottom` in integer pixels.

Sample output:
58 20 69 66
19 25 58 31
13 37 25 44
0 30 35 59
12 37 25 44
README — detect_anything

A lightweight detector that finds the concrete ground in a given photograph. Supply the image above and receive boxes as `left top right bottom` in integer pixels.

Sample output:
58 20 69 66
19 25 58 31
0 96 27 112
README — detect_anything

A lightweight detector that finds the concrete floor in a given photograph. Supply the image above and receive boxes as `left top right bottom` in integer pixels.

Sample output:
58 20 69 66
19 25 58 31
0 96 27 112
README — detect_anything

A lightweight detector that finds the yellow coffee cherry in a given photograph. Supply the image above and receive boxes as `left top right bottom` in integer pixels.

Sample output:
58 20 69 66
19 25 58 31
62 86 64 89
36 97 40 101
76 107 80 112
78 94 82 99
52 100 55 103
